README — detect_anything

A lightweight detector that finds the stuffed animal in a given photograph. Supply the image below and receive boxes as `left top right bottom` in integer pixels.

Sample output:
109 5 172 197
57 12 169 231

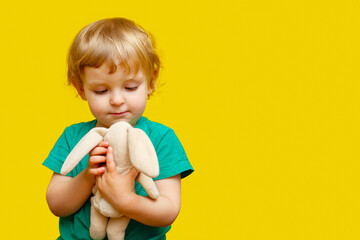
60 121 159 240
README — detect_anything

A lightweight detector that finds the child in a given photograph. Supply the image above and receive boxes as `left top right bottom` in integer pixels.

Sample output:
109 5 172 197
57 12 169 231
43 17 193 240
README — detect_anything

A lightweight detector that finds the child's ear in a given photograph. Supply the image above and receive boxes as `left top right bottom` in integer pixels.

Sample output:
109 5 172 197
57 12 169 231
147 69 158 96
71 78 87 100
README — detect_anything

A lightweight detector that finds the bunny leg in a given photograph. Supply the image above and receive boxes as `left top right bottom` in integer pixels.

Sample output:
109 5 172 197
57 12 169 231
90 200 108 239
137 172 159 199
106 216 131 240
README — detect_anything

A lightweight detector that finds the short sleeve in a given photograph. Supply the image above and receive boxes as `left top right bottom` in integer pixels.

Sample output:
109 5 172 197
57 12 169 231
153 129 193 180
42 120 96 177
43 127 72 174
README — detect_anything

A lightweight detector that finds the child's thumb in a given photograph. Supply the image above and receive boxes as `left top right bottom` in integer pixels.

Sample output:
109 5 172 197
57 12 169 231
106 146 116 172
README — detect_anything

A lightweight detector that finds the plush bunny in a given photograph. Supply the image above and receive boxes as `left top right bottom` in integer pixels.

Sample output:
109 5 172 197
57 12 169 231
60 121 159 240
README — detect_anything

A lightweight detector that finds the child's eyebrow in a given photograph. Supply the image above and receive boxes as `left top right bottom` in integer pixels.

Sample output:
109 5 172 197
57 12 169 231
125 74 137 80
125 72 145 81
86 80 108 86
132 70 145 79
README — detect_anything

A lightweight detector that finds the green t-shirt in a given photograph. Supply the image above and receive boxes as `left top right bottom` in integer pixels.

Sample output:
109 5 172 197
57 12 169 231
43 117 193 240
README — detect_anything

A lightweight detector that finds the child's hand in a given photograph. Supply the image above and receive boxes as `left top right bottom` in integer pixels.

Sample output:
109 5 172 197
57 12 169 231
87 141 109 179
96 146 139 212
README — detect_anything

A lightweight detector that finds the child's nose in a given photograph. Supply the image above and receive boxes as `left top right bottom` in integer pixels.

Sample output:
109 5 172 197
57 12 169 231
110 92 125 105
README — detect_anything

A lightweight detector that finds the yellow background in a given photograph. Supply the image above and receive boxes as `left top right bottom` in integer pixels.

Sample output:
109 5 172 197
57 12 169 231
1 0 359 239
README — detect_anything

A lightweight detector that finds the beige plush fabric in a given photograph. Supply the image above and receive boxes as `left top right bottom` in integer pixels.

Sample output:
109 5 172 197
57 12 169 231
61 121 159 240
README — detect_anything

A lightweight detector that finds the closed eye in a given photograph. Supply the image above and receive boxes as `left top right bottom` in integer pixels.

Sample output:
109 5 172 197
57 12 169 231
125 86 138 91
94 89 108 94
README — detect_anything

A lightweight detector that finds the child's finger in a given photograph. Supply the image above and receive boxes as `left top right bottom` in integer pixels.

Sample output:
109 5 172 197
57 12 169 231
128 167 139 180
106 146 116 173
98 141 109 147
89 166 106 176
89 156 106 164
90 147 107 156
90 141 109 155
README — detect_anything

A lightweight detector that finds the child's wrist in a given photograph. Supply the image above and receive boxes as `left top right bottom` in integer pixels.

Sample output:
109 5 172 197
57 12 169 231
84 168 96 186
117 192 137 214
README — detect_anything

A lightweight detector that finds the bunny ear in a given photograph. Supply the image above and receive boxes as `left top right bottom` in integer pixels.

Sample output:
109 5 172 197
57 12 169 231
128 128 159 178
60 127 108 175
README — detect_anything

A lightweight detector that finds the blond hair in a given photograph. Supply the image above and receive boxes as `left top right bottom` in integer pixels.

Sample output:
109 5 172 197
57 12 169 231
67 18 160 96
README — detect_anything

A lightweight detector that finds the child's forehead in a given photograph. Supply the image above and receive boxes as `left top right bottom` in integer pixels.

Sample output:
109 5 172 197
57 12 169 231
103 58 142 76
85 60 144 79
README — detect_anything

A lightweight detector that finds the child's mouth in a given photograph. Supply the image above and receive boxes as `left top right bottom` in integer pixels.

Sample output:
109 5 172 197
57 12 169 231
110 111 128 116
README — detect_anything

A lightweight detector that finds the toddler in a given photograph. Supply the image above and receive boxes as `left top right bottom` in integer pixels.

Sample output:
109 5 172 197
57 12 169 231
43 17 193 240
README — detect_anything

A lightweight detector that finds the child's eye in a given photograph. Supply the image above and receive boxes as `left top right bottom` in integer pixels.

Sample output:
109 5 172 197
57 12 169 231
94 89 108 94
125 86 138 91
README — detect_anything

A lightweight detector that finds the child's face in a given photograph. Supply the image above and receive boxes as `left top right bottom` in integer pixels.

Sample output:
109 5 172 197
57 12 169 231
77 63 150 128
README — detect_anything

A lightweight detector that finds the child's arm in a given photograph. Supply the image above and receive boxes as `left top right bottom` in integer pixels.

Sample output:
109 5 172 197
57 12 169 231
96 146 181 227
46 141 109 217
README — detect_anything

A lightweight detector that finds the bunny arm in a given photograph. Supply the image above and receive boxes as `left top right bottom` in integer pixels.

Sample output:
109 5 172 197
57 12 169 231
128 128 159 178
60 127 108 175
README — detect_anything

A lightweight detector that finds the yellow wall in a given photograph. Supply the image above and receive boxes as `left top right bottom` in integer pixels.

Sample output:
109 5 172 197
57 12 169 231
1 0 359 239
